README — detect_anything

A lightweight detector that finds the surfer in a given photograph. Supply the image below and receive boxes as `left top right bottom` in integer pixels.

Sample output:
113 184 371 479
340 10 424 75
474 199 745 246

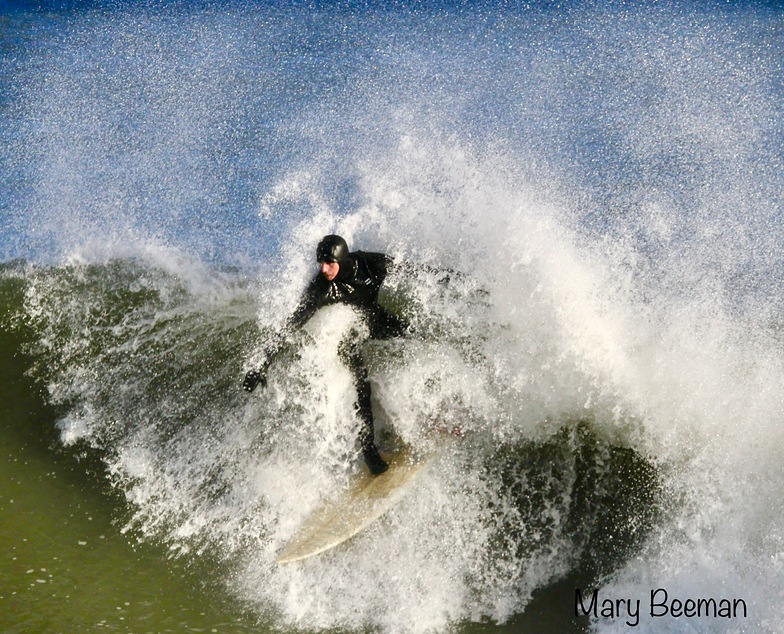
243 235 410 475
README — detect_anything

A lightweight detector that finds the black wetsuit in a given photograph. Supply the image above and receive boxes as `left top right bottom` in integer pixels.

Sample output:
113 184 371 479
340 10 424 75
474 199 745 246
262 251 408 471
286 251 407 339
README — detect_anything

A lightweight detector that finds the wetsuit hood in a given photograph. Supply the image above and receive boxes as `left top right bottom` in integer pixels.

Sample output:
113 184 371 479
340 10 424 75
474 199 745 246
317 235 349 263
317 235 354 280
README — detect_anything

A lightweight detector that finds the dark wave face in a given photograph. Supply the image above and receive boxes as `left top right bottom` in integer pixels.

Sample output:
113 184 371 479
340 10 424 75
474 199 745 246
2 2 784 632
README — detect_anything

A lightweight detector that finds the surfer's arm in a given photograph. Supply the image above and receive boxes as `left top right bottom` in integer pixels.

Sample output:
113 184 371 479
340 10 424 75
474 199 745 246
285 277 325 331
243 277 325 392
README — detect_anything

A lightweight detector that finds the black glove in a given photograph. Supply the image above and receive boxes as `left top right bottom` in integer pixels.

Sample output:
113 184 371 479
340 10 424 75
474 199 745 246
242 367 267 392
243 356 273 392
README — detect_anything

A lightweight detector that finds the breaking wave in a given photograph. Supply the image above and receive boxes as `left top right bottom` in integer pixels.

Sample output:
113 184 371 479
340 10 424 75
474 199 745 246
2 2 783 632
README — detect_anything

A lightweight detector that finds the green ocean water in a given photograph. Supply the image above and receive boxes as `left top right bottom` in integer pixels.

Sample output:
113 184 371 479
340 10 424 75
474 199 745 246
0 274 258 633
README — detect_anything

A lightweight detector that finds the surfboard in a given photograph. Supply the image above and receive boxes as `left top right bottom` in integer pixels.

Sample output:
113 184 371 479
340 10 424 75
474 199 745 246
276 449 433 564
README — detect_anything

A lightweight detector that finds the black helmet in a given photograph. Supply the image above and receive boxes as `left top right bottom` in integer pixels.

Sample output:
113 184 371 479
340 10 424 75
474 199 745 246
316 235 349 264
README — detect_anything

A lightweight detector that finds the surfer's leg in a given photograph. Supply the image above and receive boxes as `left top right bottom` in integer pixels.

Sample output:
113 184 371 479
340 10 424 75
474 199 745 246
338 337 388 475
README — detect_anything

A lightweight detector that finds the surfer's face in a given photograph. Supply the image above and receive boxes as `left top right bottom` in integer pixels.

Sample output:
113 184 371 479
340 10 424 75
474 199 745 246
321 260 339 281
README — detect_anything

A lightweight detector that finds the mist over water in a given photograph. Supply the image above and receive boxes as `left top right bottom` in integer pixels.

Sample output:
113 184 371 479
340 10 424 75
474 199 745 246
3 1 784 632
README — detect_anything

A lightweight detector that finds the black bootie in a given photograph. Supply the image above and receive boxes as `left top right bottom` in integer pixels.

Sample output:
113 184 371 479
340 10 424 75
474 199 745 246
363 444 389 475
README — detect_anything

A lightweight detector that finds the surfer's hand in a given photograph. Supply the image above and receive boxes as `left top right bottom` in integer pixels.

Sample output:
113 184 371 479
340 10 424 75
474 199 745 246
242 369 266 392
